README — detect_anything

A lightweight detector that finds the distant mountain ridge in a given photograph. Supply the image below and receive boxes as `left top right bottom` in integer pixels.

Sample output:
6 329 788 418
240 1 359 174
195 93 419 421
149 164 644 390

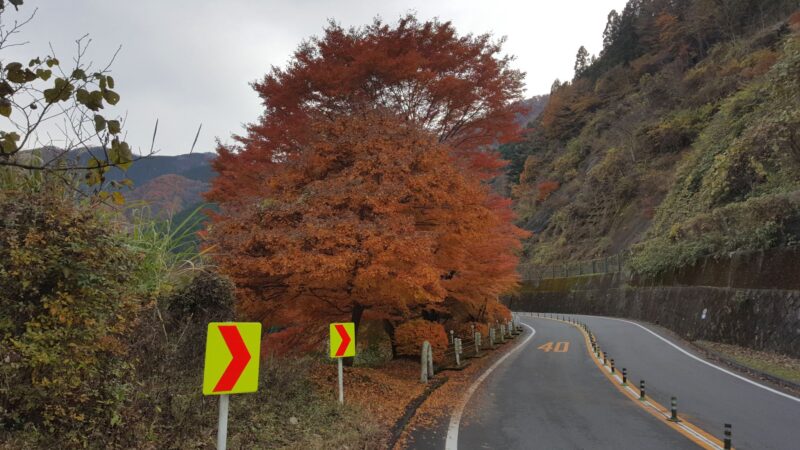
118 152 216 218
108 152 216 187
120 95 548 217
102 152 216 218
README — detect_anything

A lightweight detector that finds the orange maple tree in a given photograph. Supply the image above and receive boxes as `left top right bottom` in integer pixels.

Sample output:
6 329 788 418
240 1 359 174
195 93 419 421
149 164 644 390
209 14 526 203
209 112 524 337
207 15 529 353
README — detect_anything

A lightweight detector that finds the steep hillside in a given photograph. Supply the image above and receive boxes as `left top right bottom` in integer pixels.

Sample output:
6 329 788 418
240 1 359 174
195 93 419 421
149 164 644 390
516 95 550 126
505 0 800 277
495 95 550 195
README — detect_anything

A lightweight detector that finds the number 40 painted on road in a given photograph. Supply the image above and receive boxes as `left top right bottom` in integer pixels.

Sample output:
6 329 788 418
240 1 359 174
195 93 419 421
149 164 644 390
538 341 570 352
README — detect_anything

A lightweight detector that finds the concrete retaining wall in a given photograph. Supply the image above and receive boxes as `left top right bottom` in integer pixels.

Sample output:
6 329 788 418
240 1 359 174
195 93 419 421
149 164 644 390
632 246 800 290
507 284 800 357
507 247 800 357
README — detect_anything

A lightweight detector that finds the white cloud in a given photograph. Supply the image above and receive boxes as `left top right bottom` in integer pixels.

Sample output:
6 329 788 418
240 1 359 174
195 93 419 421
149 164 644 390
3 0 628 155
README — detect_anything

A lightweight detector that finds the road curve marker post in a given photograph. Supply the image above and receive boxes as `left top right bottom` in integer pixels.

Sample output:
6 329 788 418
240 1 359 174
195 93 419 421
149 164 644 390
329 322 356 404
203 322 262 450
724 424 732 449
669 396 680 422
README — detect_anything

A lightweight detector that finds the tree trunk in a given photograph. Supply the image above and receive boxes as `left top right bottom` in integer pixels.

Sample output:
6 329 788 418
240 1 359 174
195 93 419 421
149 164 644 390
344 303 365 367
383 319 397 359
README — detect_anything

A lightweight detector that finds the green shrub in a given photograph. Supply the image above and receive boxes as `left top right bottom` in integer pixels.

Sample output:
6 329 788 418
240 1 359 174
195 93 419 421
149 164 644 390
127 205 210 301
551 138 588 180
146 270 236 367
638 105 715 154
0 190 139 446
166 270 234 321
631 192 800 277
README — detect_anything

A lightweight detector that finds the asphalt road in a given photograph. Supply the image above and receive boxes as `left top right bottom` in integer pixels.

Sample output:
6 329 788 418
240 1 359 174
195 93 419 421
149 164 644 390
557 314 800 450
452 317 696 449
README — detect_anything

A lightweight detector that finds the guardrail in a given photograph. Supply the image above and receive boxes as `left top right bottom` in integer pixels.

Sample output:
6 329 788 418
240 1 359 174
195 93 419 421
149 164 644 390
419 319 522 383
518 252 630 282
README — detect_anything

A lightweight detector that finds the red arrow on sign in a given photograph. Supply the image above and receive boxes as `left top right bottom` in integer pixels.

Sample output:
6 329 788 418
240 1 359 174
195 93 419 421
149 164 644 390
334 324 351 357
213 325 252 392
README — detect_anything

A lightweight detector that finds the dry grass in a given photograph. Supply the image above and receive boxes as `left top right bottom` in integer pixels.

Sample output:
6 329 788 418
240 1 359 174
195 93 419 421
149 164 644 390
695 340 800 384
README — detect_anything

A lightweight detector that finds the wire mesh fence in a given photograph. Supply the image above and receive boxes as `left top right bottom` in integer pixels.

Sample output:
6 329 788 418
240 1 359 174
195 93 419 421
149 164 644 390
518 252 630 282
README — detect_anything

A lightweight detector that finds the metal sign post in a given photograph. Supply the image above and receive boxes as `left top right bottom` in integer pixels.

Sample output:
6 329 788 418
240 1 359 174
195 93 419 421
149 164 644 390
337 358 344 404
203 322 262 450
217 394 230 450
329 322 356 404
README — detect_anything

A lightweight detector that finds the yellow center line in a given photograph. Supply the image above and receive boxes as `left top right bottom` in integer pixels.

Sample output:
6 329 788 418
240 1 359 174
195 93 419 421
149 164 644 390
528 314 732 450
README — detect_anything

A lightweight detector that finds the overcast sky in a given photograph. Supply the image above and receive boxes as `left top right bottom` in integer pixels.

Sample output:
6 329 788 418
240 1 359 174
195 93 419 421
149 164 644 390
5 0 628 155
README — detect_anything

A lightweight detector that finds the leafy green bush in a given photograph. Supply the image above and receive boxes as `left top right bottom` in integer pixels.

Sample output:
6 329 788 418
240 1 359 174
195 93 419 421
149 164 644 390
551 138 588 180
166 270 234 321
0 190 139 445
637 105 715 154
631 192 800 277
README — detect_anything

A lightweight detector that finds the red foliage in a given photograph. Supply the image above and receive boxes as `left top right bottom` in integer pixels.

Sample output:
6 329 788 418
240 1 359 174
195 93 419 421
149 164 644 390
486 301 512 323
207 14 526 206
536 180 560 202
206 15 530 348
790 11 800 30
450 321 489 339
208 112 527 340
394 319 448 360
263 326 321 357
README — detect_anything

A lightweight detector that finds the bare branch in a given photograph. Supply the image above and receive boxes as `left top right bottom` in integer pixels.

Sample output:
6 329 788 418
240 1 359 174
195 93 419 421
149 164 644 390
189 123 202 154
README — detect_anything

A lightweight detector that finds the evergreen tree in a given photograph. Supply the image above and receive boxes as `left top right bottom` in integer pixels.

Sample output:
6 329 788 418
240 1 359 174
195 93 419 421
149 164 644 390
574 46 590 78
602 10 621 52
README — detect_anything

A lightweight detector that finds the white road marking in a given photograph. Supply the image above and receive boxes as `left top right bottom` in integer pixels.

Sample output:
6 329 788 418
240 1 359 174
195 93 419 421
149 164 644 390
444 322 536 450
534 313 726 449
579 315 800 403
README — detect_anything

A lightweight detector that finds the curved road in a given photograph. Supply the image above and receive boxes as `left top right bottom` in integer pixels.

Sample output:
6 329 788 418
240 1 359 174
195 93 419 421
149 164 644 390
561 313 800 450
437 317 697 449
408 317 697 450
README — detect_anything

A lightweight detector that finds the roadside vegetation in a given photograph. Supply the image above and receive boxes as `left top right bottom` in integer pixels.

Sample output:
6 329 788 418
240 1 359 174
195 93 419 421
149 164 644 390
695 340 800 385
0 2 527 448
0 176 385 448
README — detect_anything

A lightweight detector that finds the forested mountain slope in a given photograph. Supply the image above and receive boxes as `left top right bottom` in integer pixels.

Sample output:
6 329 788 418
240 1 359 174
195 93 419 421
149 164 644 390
505 0 800 277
